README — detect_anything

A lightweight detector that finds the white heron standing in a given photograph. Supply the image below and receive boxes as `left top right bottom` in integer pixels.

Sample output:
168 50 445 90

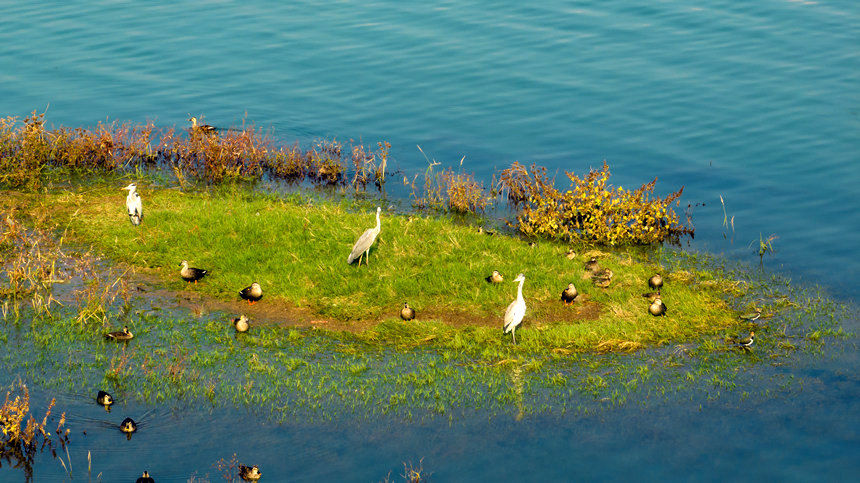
121 183 143 226
347 206 382 266
503 273 527 345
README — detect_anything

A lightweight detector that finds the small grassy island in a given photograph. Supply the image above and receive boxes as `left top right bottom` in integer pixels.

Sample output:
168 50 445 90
0 112 846 424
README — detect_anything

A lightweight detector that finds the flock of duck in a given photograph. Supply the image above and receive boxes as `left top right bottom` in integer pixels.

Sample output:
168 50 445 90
110 180 757 480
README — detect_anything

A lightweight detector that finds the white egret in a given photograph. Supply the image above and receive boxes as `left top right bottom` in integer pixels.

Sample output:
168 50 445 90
239 282 263 305
561 283 578 305
179 260 209 284
122 183 143 226
347 206 382 266
503 273 526 345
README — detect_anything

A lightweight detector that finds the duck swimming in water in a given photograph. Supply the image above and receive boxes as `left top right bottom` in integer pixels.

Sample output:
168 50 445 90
96 390 114 407
120 417 137 433
239 282 263 305
239 464 262 481
561 283 578 305
105 326 134 341
233 314 250 333
400 302 416 321
485 270 504 284
179 260 209 284
188 116 217 134
136 471 155 483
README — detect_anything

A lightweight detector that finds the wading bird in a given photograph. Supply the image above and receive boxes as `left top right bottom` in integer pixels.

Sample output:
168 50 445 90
400 302 415 321
347 206 382 266
649 297 667 316
233 314 250 332
561 283 578 305
239 464 262 482
585 256 599 272
136 471 155 483
105 326 134 341
503 273 526 345
648 273 663 290
485 270 504 284
736 331 755 350
121 183 143 226
120 417 137 433
239 282 263 305
96 390 114 407
188 116 217 134
179 260 209 284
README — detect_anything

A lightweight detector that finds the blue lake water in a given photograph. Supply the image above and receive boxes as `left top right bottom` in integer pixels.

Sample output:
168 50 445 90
1 0 859 480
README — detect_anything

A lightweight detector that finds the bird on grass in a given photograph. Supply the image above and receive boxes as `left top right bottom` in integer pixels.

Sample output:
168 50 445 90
649 297 667 316
239 464 262 482
739 311 761 322
179 260 209 284
566 248 577 260
561 283 578 305
120 417 137 434
503 273 526 345
485 270 504 284
736 331 755 350
239 282 263 305
136 471 155 483
188 116 217 134
233 314 250 333
347 206 382 266
585 256 600 272
105 326 134 341
592 268 613 288
121 183 143 226
400 302 416 321
648 273 664 290
96 390 114 407
642 291 661 302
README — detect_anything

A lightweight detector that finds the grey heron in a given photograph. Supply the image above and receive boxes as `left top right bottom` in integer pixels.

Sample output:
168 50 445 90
503 273 526 345
105 326 134 341
239 464 262 482
649 297 667 316
96 390 114 407
347 206 382 266
485 270 503 284
136 471 155 483
119 417 137 433
179 260 209 284
400 302 415 321
233 314 250 332
648 273 664 290
585 256 599 272
121 183 143 226
239 282 263 304
561 283 578 305
188 116 217 134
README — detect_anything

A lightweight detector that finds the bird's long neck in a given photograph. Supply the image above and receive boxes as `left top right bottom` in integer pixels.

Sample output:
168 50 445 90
375 211 381 230
516 279 524 301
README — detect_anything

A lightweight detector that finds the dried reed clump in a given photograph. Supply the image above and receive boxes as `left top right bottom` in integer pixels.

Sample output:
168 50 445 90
498 161 693 245
410 153 489 213
0 382 69 480
0 210 62 306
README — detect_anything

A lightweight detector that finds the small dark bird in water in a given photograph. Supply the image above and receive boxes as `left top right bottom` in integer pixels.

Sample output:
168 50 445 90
120 417 137 434
188 116 217 134
400 302 416 321
648 273 664 290
649 297 667 316
561 283 578 305
736 331 755 349
566 248 577 260
239 464 262 482
485 270 504 284
179 260 209 284
136 471 155 483
96 390 114 407
105 326 134 341
233 314 250 333
585 257 599 272
239 282 263 305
